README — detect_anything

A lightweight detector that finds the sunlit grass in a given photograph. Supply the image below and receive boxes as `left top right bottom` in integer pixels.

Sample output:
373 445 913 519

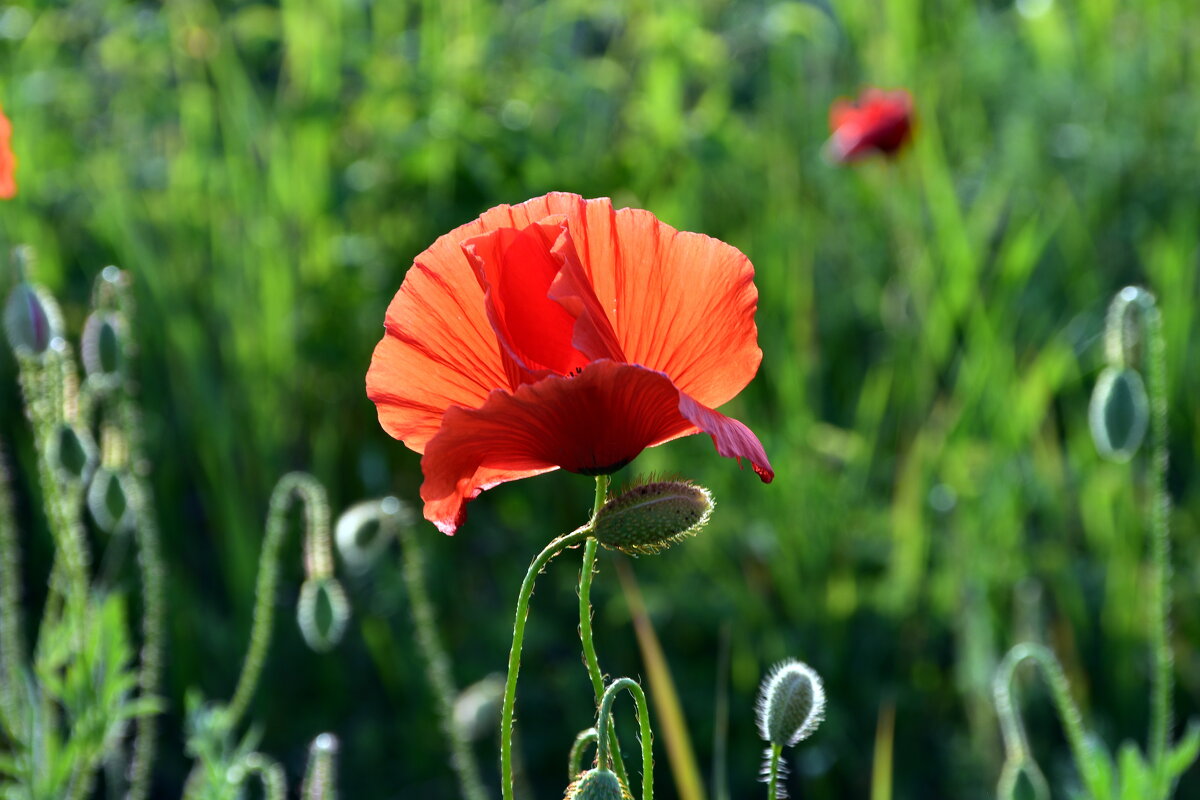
1 0 1198 796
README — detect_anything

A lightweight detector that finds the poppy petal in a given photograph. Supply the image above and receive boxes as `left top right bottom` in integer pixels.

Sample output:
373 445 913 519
547 228 626 363
367 193 609 451
553 199 763 409
419 360 772 534
461 219 591 377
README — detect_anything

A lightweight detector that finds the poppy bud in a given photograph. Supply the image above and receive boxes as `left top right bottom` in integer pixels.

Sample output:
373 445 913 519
334 496 408 572
4 282 60 357
301 733 339 800
1088 366 1149 463
49 422 97 486
297 576 350 653
564 768 632 800
756 659 826 748
80 311 124 380
87 467 133 534
592 479 713 555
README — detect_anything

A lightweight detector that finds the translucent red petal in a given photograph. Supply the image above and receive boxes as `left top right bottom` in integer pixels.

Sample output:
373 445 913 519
419 360 772 534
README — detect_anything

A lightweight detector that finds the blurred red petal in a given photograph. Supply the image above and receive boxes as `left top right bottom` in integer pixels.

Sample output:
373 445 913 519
0 107 16 200
827 88 913 163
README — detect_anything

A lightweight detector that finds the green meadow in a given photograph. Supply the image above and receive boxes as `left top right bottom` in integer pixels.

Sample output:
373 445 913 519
1 0 1198 797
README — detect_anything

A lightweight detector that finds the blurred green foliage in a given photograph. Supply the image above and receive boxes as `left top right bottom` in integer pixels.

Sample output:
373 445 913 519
1 0 1199 797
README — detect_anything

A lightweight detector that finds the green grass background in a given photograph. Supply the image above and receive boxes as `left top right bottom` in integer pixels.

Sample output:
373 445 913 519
2 0 1199 797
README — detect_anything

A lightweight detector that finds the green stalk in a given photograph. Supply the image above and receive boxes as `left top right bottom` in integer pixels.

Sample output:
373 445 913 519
226 473 328 728
396 521 488 800
0 437 24 730
1128 290 1172 792
501 526 592 800
764 744 782 800
993 643 1089 800
596 678 654 800
569 728 599 779
579 475 629 787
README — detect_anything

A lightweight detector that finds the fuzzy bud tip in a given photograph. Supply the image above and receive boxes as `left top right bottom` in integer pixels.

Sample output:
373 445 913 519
756 659 826 748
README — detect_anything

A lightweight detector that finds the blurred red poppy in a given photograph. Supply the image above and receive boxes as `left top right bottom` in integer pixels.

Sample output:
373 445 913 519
0 106 16 199
826 88 913 163
367 193 773 534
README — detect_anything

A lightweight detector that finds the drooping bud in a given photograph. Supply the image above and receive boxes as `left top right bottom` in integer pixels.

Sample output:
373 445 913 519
80 311 124 380
592 479 713 555
49 422 98 486
755 659 826 748
1088 366 1149 462
297 576 350 653
334 495 408 572
4 282 60 357
564 768 632 800
87 467 133 533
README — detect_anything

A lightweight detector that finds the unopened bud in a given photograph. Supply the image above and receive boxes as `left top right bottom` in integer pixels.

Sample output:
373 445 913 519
334 496 408 572
564 768 632 800
592 479 713 555
4 282 60 357
80 311 124 380
1088 366 1148 462
297 577 350 653
756 659 825 748
87 467 133 533
49 422 97 486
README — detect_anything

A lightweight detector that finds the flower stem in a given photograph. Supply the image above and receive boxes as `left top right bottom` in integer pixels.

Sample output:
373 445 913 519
993 643 1089 800
579 475 630 788
597 678 654 800
1133 290 1172 792
502 525 592 800
1106 287 1173 793
0 437 25 731
765 744 782 800
396 520 488 800
568 728 599 780
227 473 329 728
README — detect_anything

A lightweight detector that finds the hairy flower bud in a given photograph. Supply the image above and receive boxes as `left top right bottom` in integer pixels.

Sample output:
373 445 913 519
756 659 826 748
334 496 408 572
4 282 60 357
80 311 124 380
49 422 98 486
592 479 713 555
1088 366 1149 462
87 467 133 534
297 577 350 653
564 768 632 800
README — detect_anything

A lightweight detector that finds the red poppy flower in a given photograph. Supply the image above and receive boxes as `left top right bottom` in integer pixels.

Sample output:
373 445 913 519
367 193 774 534
0 106 15 199
826 88 913 163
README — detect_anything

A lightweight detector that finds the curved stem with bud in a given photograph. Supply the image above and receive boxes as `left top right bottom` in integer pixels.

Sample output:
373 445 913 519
502 525 593 800
597 678 654 800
